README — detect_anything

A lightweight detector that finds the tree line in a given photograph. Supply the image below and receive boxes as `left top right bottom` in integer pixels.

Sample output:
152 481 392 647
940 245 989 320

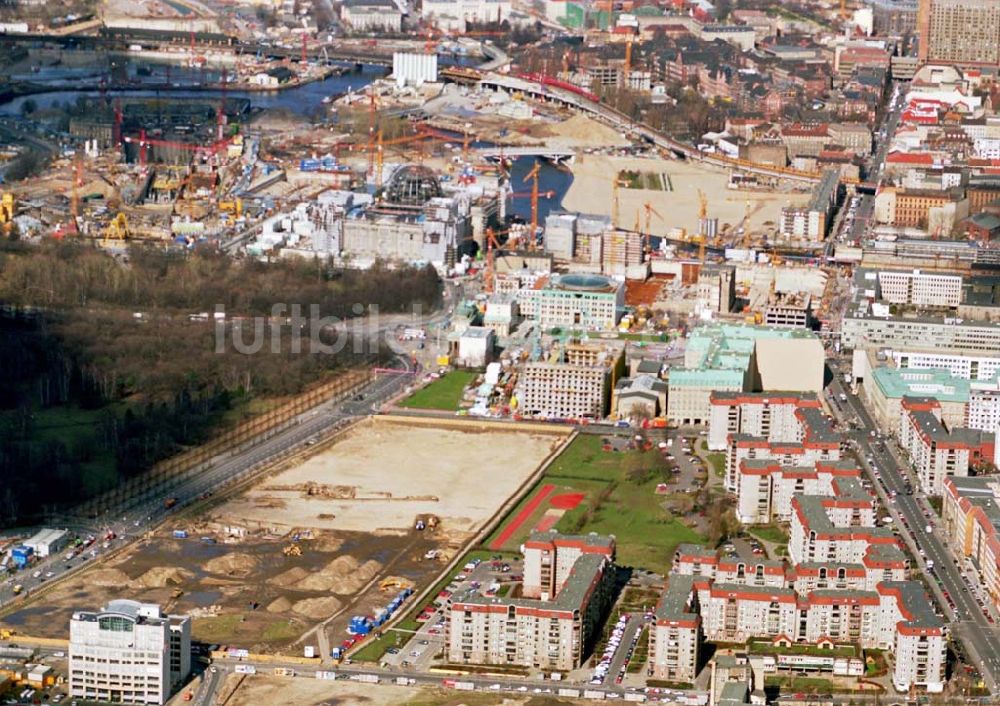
0 241 443 525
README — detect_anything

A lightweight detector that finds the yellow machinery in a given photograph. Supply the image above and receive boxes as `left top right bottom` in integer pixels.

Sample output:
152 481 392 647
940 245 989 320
103 213 129 246
283 544 301 557
697 189 708 263
379 577 415 591
0 193 13 235
219 199 242 218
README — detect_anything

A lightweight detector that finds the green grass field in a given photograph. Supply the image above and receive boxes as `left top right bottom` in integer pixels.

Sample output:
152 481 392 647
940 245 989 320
399 371 478 411
706 452 726 479
748 524 789 546
490 435 708 573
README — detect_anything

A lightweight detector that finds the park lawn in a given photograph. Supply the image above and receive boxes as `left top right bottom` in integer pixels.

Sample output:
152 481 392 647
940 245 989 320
546 434 624 481
748 524 789 546
557 474 705 572
399 370 477 411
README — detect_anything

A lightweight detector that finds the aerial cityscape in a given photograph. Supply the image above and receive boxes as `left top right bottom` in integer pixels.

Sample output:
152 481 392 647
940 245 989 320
0 0 999 704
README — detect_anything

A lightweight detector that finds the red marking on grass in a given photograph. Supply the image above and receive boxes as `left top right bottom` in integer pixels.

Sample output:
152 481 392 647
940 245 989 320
490 484 555 550
534 513 560 533
549 492 585 510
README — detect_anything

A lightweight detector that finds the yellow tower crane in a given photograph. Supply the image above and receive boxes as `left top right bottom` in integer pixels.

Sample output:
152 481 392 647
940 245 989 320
523 161 541 250
697 189 708 263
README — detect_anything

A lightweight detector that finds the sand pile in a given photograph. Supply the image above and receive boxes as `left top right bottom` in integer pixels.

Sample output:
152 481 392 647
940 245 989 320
291 596 342 619
266 596 293 613
204 553 260 577
293 556 381 594
272 566 309 587
540 114 630 147
131 567 193 588
90 568 131 587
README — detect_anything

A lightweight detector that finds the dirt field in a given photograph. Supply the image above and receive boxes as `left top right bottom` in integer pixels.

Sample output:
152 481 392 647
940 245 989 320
2 420 562 653
563 153 812 240
216 419 562 534
219 673 582 706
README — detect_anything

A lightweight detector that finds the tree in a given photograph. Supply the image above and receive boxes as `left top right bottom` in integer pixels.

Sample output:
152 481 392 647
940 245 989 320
706 502 740 545
19 99 36 117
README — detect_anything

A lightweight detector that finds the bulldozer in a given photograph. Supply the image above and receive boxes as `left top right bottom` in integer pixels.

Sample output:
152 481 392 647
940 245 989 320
283 544 302 557
379 577 415 592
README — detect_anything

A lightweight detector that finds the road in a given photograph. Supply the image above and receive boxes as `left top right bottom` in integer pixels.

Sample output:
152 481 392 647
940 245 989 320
0 282 464 610
827 375 1000 694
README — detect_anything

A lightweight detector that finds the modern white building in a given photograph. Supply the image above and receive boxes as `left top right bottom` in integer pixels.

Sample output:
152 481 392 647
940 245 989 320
420 0 512 31
392 52 438 88
69 600 191 706
875 269 962 308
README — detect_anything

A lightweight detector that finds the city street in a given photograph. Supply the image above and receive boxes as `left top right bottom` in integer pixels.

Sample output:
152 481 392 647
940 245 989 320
828 375 1000 694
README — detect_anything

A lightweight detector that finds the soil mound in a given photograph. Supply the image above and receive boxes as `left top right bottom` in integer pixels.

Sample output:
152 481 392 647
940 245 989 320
291 596 342 619
272 566 309 587
204 553 260 577
266 596 292 613
131 566 193 588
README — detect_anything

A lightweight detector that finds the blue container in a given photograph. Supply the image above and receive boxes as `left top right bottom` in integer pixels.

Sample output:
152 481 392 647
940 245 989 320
173 530 188 539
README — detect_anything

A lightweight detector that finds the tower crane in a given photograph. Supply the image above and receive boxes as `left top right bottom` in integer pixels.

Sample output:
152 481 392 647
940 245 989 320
642 201 663 253
697 189 708 264
482 226 511 295
523 161 541 251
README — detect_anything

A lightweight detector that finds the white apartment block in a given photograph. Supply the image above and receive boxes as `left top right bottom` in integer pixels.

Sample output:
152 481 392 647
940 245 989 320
898 397 996 496
648 575 701 684
696 583 799 643
788 488 891 566
522 531 616 600
69 600 191 706
876 269 962 308
968 384 1000 435
707 392 817 452
448 532 615 670
734 459 862 525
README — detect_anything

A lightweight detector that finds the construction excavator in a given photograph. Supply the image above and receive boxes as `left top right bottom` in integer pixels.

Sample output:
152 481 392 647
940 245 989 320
379 577 415 591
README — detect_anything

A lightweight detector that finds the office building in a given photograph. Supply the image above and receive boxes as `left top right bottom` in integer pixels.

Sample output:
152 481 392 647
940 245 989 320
917 0 1000 68
870 0 918 35
523 274 624 331
516 340 625 420
69 600 191 706
668 325 824 426
863 366 969 434
875 269 962 308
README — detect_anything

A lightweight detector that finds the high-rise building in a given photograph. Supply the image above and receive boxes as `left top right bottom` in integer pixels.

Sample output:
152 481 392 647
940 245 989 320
917 0 1000 68
69 600 191 706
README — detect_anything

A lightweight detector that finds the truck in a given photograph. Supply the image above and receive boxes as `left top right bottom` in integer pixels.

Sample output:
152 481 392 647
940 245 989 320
303 646 316 659
164 498 178 510
351 674 379 684
315 671 337 680
273 667 295 677
234 665 256 675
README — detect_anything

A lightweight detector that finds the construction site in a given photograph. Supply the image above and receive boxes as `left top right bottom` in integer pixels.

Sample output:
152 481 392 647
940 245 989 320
1 419 566 654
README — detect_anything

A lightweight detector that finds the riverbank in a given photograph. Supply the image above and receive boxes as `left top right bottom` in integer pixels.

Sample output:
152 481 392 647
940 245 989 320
563 153 811 237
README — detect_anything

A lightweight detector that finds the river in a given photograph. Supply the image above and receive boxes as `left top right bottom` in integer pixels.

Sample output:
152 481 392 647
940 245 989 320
0 63 574 218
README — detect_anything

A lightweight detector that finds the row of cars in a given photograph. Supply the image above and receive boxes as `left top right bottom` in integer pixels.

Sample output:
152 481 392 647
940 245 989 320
590 614 631 686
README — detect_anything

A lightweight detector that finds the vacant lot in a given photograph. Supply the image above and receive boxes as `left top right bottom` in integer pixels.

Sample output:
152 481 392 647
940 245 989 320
223 673 583 706
218 418 563 534
565 154 811 240
4 419 566 653
488 435 707 572
400 370 478 411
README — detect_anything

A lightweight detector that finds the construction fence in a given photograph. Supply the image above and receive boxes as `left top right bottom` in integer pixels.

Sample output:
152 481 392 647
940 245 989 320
73 369 373 520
